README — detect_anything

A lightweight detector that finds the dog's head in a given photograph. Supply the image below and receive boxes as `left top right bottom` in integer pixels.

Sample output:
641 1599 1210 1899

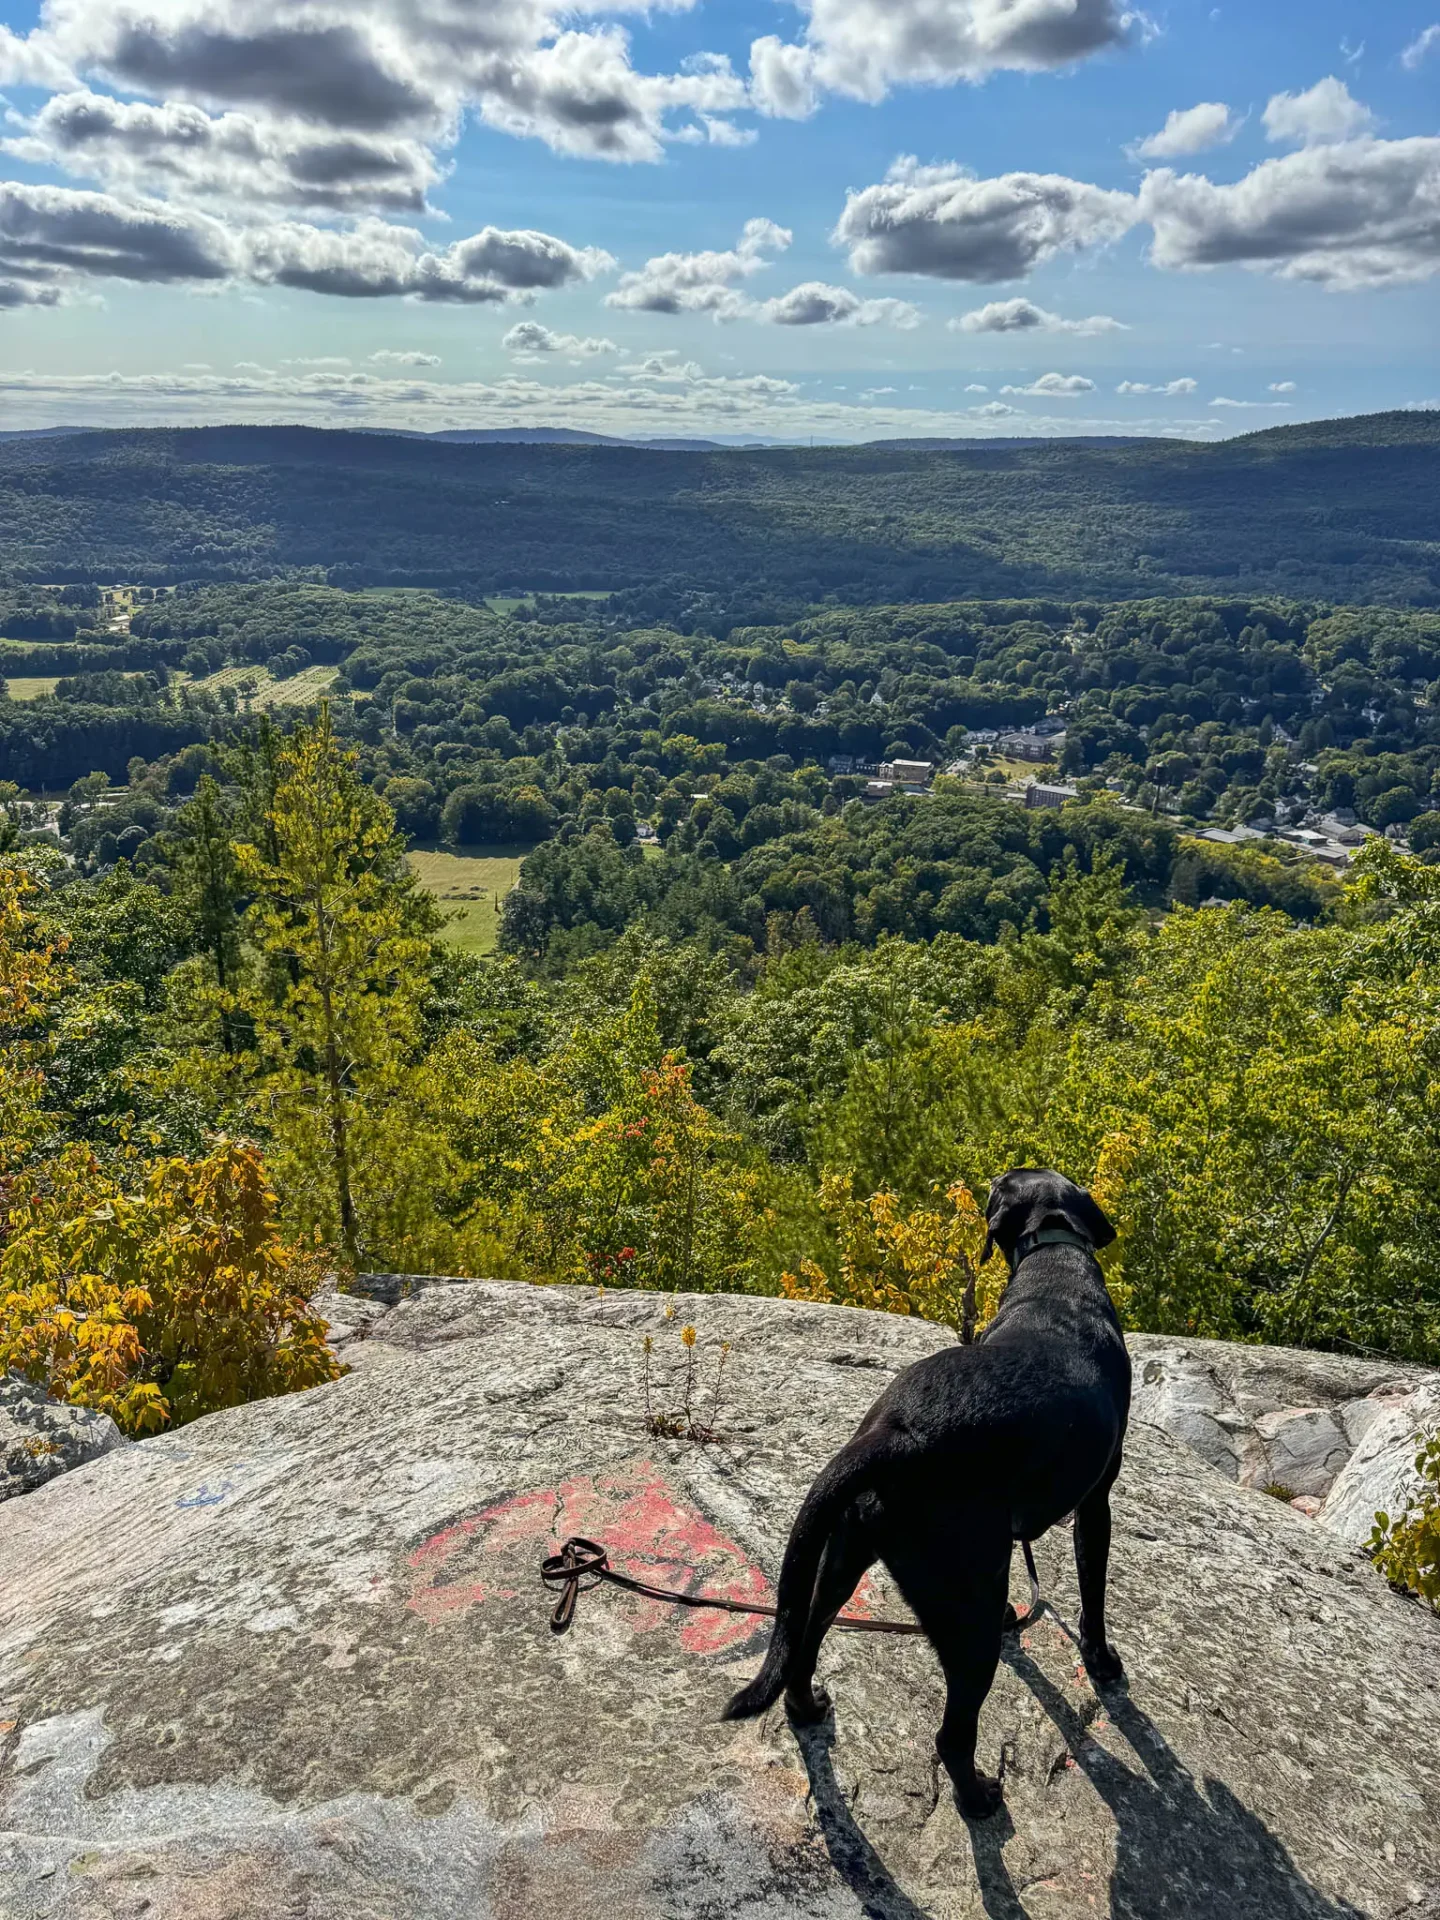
981 1167 1116 1269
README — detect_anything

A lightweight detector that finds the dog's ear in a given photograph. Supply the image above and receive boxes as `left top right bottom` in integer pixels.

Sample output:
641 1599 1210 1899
981 1168 1032 1266
1069 1187 1117 1251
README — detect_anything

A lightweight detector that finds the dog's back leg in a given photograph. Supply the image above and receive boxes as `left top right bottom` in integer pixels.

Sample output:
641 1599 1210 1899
1074 1459 1124 1685
783 1502 877 1724
881 1511 1011 1821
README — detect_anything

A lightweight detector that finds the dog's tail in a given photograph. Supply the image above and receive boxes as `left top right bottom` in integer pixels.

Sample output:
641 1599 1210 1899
722 1423 900 1722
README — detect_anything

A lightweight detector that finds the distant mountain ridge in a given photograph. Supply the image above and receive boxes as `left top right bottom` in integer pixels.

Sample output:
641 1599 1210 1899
390 427 736 451
0 411 1434 606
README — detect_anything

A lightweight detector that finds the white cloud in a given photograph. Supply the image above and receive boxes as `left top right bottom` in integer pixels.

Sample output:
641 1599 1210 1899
370 348 441 366
1 91 442 214
0 180 233 303
836 157 1137 282
0 23 74 89
0 0 754 197
975 400 1019 417
1263 78 1375 146
964 382 989 391
748 0 1135 121
0 180 612 308
0 279 64 309
1211 395 1292 407
502 320 619 358
748 37 821 118
606 216 790 315
619 351 705 383
1131 102 1241 159
952 296 1126 334
1268 379 1296 391
1116 376 1197 394
758 281 920 326
470 27 749 164
1141 135 1440 288
1402 25 1440 69
1000 371 1096 396
242 219 613 303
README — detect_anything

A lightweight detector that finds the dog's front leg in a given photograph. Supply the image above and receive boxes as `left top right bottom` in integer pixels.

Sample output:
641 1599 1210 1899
1073 1467 1124 1686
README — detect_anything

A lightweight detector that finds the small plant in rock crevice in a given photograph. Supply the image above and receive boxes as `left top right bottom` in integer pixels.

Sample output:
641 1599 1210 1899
1369 1430 1440 1613
1263 1481 1298 1503
641 1313 731 1443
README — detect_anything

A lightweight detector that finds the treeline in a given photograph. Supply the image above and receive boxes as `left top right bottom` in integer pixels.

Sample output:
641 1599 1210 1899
0 698 211 790
502 792 1184 965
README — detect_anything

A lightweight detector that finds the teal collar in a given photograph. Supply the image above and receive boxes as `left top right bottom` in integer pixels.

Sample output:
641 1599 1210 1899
1010 1226 1097 1274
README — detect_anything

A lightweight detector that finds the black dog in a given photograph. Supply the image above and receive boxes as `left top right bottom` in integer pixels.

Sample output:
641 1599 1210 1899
724 1167 1130 1819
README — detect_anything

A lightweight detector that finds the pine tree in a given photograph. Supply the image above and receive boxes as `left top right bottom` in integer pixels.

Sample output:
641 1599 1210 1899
226 707 434 1270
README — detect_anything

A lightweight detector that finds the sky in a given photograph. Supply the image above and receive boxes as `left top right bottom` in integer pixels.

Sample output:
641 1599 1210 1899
0 0 1436 443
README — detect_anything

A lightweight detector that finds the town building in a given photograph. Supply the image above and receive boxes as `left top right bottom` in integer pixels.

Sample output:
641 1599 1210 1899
1024 781 1079 810
997 729 1066 762
877 760 934 787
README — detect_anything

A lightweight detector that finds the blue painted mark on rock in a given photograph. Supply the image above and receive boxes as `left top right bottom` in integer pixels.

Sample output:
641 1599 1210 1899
175 1475 241 1509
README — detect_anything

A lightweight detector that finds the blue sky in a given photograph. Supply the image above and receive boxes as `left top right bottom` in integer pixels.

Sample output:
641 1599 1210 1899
0 0 1436 441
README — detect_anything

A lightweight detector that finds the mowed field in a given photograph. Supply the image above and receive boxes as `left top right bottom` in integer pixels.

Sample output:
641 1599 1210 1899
485 589 611 615
952 754 1061 786
407 846 533 954
183 663 341 708
3 676 60 701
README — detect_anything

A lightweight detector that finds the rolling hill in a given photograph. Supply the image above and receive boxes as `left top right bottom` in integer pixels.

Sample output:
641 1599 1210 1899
2 410 1435 606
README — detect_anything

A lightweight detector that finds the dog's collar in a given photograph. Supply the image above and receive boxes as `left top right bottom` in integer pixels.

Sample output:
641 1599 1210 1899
1009 1227 1097 1273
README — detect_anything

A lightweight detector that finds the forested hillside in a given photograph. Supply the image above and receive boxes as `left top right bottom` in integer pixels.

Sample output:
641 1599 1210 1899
1 411 1437 605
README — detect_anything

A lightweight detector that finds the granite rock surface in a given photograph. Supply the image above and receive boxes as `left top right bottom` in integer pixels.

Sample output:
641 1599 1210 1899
0 1372 127 1504
2 1281 1438 1920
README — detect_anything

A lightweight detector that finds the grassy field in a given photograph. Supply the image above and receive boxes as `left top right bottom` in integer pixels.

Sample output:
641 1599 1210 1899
486 589 612 615
954 754 1061 786
407 845 533 954
3 676 60 701
183 663 341 709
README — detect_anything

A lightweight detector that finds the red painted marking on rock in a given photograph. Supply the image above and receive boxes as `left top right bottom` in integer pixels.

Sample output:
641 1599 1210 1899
406 1460 774 1652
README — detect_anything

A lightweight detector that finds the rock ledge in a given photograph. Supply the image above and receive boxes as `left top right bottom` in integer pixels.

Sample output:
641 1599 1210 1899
1 1281 1437 1919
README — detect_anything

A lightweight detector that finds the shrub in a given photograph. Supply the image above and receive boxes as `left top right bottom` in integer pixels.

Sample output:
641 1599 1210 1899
781 1174 1005 1340
1369 1431 1440 1613
0 1140 341 1434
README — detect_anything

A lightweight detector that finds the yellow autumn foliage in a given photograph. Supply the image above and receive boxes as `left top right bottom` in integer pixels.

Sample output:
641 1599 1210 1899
0 1139 341 1434
0 859 69 1171
782 1173 1006 1338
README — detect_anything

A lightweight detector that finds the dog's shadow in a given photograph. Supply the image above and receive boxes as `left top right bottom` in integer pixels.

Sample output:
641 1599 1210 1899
792 1643 1369 1920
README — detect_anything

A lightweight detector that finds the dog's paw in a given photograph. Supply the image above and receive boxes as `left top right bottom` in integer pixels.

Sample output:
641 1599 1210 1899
785 1683 830 1726
955 1771 1005 1821
1079 1635 1124 1687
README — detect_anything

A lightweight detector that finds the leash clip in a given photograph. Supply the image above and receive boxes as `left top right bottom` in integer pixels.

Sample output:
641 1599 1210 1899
540 1536 609 1634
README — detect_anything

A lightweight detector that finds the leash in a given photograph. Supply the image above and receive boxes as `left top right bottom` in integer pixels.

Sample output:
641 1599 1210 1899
540 1536 1043 1637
